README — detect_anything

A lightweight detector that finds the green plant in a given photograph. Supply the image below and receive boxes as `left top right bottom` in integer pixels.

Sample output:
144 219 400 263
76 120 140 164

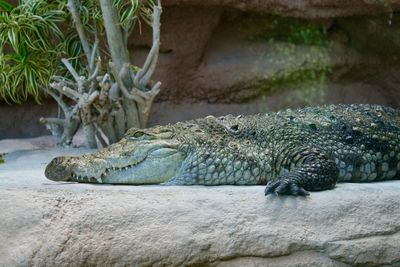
0 0 157 104
36 0 162 148
0 0 162 148
0 0 65 103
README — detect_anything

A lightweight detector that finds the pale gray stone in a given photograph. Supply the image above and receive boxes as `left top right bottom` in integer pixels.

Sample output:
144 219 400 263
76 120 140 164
0 141 399 267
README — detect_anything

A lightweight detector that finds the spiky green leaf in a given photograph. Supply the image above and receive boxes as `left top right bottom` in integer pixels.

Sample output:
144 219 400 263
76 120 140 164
0 0 13 12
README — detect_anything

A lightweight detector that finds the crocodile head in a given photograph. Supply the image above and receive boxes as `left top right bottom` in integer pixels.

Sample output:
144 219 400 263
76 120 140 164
45 116 270 185
45 126 186 184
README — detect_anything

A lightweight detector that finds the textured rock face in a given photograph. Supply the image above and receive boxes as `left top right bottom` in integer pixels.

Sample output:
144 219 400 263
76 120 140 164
2 184 400 267
0 143 400 266
162 0 400 18
132 9 400 104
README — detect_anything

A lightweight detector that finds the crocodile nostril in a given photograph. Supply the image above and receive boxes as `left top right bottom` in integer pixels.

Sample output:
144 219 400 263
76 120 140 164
45 156 72 181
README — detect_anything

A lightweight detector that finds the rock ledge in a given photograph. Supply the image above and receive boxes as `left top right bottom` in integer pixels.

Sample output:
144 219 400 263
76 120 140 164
0 145 399 266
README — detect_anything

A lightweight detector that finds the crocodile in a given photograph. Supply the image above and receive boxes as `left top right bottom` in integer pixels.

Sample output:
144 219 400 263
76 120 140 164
45 104 400 196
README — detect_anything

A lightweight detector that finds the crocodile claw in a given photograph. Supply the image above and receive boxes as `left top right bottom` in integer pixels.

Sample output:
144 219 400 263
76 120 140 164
264 180 310 196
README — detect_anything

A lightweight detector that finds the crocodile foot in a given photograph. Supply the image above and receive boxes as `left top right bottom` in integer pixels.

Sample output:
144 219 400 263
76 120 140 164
264 179 310 196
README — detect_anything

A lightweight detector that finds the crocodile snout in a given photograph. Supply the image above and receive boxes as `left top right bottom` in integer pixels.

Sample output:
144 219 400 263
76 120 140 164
45 156 73 181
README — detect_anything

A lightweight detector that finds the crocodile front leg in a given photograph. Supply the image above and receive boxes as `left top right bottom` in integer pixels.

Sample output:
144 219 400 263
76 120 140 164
265 148 339 196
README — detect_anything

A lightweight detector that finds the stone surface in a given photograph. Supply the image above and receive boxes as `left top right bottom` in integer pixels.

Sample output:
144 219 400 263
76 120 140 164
131 9 400 104
0 138 399 266
162 0 400 18
7 0 400 18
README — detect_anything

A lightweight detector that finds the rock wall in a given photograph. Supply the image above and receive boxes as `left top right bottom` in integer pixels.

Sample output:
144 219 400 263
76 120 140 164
132 7 400 104
162 0 400 18
2 1 400 138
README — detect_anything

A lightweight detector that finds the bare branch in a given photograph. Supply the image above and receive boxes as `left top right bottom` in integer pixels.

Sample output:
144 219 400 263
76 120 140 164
94 122 110 147
99 0 130 72
88 59 101 82
51 76 66 82
119 62 133 85
108 82 120 100
71 104 80 117
136 80 161 127
132 87 150 100
98 73 112 101
149 81 162 97
61 58 81 84
39 117 66 127
51 76 77 89
67 0 92 64
50 82 79 100
39 117 63 140
87 91 100 104
62 85 82 99
133 80 161 101
137 40 159 85
89 36 100 71
99 73 110 85
123 28 129 51
96 131 108 148
110 63 144 104
138 1 162 86
46 89 70 115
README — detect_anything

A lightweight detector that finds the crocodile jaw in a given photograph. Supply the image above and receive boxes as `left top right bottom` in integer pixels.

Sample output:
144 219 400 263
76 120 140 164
100 148 185 184
45 138 186 184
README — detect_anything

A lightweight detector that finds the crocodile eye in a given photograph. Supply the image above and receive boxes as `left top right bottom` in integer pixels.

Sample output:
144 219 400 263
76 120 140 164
228 124 240 134
133 131 145 138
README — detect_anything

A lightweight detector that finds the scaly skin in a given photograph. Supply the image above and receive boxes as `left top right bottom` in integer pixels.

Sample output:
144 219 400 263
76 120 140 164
45 104 400 195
